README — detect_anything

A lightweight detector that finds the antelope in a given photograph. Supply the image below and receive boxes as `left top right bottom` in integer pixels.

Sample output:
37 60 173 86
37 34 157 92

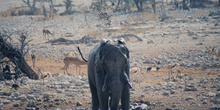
43 28 55 40
165 63 180 81
62 56 87 74
129 65 140 87
212 47 220 58
31 51 36 68
206 47 214 60
38 68 51 87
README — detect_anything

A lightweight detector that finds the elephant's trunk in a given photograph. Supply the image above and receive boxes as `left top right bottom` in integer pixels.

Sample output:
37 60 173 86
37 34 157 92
102 72 132 92
102 74 108 92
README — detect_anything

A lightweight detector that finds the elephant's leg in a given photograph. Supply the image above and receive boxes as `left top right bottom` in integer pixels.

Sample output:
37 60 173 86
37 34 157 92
89 78 99 110
98 89 109 109
140 1 143 11
121 86 130 110
134 0 140 11
110 89 122 109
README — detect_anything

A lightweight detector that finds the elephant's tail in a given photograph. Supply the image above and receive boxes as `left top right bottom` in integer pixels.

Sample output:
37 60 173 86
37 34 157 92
77 46 88 62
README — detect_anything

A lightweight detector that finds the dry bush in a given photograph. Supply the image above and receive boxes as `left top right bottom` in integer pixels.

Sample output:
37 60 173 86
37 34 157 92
0 7 28 17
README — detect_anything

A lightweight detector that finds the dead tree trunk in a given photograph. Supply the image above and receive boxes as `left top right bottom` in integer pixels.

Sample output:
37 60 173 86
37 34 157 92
0 35 38 79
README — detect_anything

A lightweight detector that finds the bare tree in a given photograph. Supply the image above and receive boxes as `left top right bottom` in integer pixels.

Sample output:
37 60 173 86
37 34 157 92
150 0 156 14
22 0 37 14
63 0 73 14
0 33 38 80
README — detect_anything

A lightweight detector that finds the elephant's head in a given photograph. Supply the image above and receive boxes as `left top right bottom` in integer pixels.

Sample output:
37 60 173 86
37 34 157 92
95 38 132 108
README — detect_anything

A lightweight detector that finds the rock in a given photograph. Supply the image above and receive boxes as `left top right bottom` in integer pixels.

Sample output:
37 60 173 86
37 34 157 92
0 91 6 96
202 100 208 104
213 99 220 104
205 92 216 97
13 92 20 97
56 89 63 93
144 100 151 105
20 77 30 85
13 103 19 107
27 101 36 107
54 98 60 102
184 83 197 91
76 101 82 106
27 95 36 100
185 96 194 101
16 95 27 101
216 91 220 98
163 91 170 96
172 104 177 107
43 93 53 98
3 100 10 104
210 105 220 110
75 81 84 86
170 90 176 94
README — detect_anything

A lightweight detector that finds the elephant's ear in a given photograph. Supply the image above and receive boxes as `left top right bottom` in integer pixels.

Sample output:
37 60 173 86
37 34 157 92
98 39 110 62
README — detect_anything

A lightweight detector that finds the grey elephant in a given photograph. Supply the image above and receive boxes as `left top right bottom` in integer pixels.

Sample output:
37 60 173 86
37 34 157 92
78 38 132 110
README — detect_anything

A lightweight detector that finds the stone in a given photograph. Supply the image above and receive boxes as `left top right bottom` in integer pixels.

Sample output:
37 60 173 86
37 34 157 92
43 93 52 98
27 95 36 100
76 101 82 106
27 101 36 107
216 91 220 98
16 95 27 101
185 96 194 101
184 86 197 91
205 92 216 97
210 105 220 110
13 103 19 107
3 100 10 104
163 91 169 96
170 90 176 94
202 100 208 104
13 92 20 97
0 91 6 96
144 100 151 105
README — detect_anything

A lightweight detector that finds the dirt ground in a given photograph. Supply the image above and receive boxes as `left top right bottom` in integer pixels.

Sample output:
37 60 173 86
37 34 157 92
1 0 220 109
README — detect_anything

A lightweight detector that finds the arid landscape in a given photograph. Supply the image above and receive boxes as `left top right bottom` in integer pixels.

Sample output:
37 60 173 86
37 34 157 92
0 0 220 110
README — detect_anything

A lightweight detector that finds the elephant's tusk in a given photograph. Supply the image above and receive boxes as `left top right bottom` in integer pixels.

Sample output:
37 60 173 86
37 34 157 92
127 82 132 89
102 84 107 92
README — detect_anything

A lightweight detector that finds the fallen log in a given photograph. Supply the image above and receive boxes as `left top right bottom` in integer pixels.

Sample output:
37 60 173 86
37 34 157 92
0 34 38 80
113 34 143 42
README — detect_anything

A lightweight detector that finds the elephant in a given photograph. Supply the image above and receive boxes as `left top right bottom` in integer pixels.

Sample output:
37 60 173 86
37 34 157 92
78 38 132 110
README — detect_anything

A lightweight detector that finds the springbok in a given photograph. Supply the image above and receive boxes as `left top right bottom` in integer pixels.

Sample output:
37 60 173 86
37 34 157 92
212 47 220 58
38 68 50 87
129 65 140 87
31 51 36 68
165 63 180 81
206 47 214 60
43 28 55 40
62 56 87 74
